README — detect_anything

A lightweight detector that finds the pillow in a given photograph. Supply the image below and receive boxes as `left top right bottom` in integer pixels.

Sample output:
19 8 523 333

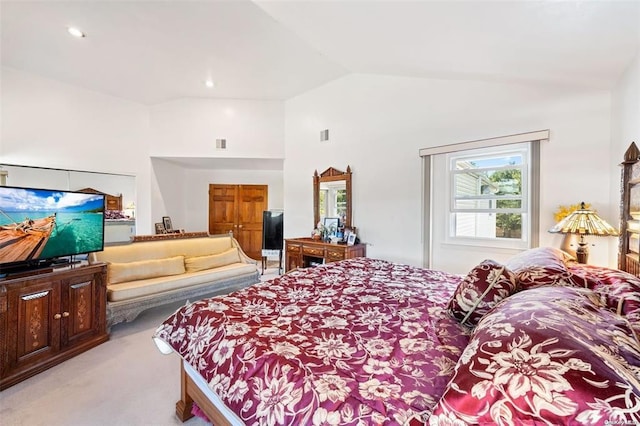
184 248 241 272
569 264 640 314
505 247 577 290
432 286 640 425
108 256 185 284
447 260 517 327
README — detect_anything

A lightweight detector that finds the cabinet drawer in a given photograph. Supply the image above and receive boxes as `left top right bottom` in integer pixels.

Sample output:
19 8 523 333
326 249 345 261
303 246 325 257
287 244 301 253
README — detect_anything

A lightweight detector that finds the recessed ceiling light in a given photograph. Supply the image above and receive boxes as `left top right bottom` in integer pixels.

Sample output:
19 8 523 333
67 27 85 38
205 80 215 89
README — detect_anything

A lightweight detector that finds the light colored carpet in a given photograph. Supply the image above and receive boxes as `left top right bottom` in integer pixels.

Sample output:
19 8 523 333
0 268 280 426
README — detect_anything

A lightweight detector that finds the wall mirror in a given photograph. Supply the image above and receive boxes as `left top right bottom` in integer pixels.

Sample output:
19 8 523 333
313 166 352 229
0 164 136 212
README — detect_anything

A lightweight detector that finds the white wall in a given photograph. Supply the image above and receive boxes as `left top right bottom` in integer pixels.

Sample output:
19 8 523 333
1 67 154 233
611 50 640 205
284 74 615 272
148 98 285 231
149 98 284 159
4 63 634 272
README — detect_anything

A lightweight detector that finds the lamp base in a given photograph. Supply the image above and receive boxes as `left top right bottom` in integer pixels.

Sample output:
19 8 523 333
576 236 589 264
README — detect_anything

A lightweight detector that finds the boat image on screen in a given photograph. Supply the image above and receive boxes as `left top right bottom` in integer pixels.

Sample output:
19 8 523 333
0 186 105 265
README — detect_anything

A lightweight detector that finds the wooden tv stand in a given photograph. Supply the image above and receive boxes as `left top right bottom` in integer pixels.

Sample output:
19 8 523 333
284 238 366 272
0 263 108 390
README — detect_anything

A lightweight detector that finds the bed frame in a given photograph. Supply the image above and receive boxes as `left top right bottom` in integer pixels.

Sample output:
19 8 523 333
619 141 640 276
176 362 233 425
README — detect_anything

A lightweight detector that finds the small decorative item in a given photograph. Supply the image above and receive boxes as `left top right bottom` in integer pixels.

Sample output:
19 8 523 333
313 221 324 240
162 216 173 233
155 223 166 234
347 232 357 246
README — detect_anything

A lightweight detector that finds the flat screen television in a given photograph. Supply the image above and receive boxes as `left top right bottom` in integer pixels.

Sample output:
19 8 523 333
262 210 283 250
0 185 105 274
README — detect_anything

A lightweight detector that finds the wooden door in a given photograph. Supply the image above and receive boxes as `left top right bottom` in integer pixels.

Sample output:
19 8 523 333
208 184 268 261
208 185 238 236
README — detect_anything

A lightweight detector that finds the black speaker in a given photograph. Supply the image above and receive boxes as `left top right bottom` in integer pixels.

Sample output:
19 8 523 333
262 210 284 250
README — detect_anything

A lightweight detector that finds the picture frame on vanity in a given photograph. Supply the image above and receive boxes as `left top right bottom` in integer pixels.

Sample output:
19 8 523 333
162 216 173 233
347 232 357 246
155 223 166 234
323 217 340 236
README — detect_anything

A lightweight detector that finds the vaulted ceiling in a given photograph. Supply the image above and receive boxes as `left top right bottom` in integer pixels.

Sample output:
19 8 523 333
2 0 639 105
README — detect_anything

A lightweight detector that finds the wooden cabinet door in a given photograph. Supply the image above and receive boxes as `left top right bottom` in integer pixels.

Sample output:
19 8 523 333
61 273 98 346
208 184 268 261
10 280 61 370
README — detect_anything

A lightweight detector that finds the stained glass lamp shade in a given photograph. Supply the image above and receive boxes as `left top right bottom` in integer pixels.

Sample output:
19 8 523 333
549 202 618 263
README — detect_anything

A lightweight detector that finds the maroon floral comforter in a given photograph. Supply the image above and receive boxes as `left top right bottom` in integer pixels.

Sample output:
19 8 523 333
153 258 470 425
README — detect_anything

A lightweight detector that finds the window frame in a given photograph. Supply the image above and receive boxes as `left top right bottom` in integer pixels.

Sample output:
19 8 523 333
445 142 532 250
420 129 546 269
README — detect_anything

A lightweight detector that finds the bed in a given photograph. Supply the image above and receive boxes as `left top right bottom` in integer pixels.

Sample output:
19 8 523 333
153 249 640 425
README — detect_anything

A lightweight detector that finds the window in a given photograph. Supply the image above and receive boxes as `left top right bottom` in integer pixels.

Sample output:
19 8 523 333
447 142 531 249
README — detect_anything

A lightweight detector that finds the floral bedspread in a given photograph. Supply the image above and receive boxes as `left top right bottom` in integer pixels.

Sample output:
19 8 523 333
431 285 640 425
153 257 470 425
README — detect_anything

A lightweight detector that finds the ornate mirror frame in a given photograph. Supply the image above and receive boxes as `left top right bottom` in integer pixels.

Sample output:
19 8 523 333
313 166 352 229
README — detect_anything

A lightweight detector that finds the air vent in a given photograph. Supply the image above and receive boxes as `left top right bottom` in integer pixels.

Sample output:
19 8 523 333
320 129 329 142
216 139 227 149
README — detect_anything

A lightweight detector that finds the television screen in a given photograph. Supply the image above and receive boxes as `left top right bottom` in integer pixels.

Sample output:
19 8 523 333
262 210 283 250
0 185 105 268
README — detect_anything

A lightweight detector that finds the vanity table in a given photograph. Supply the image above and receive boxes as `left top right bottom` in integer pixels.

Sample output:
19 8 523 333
286 165 366 272
285 238 366 272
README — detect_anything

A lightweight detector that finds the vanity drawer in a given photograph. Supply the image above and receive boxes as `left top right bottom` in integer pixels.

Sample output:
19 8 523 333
325 249 345 261
287 243 302 253
303 246 325 257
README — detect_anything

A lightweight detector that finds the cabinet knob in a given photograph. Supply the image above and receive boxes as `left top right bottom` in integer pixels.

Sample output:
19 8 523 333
62 312 70 318
53 313 62 320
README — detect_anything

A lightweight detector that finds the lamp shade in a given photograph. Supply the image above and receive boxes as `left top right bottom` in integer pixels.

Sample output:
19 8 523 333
548 202 618 237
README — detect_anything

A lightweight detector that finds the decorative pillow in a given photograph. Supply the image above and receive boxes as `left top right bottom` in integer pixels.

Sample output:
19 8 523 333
447 260 517 327
184 248 241 273
505 247 578 290
432 286 640 425
108 255 185 284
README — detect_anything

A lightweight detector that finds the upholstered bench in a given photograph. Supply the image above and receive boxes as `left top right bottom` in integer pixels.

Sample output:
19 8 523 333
89 234 259 329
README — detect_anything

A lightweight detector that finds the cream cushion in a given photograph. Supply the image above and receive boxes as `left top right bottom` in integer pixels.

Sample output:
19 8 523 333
107 263 257 302
108 256 185 284
92 237 234 264
184 248 241 272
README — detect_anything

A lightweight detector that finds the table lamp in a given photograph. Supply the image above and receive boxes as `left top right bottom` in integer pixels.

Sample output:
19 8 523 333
548 202 618 263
